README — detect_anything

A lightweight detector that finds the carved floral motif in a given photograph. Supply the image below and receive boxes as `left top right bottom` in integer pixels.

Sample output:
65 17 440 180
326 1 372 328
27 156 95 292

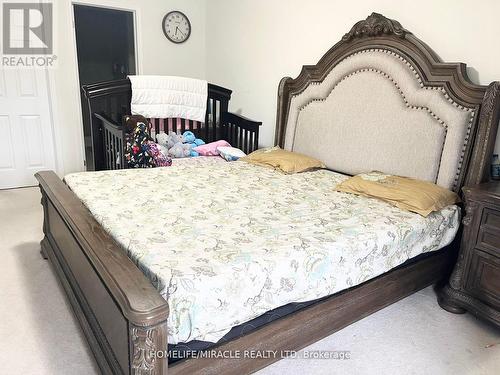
480 81 500 118
342 12 409 41
462 199 478 227
130 325 159 374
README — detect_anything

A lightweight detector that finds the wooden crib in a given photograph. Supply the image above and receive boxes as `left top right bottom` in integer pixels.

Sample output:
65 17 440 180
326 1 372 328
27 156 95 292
81 79 262 171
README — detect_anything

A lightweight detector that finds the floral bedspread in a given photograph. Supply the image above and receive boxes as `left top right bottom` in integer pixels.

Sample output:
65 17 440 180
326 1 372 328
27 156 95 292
64 159 459 344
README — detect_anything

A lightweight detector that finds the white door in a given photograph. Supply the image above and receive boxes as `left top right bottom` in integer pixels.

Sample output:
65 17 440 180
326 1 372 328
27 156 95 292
0 68 56 189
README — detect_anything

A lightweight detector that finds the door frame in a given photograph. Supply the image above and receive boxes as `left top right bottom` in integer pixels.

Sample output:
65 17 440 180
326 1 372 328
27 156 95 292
45 68 64 178
69 0 142 170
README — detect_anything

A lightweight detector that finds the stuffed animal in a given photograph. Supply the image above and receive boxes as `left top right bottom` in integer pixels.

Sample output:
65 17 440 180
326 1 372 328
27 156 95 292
182 131 205 146
156 131 191 158
182 131 205 157
155 132 170 156
168 142 191 158
167 131 184 148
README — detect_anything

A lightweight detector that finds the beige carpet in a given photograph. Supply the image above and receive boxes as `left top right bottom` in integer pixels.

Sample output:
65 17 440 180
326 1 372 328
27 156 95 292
0 187 498 375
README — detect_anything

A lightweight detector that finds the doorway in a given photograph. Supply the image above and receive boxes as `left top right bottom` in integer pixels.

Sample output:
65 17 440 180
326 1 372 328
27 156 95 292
73 4 137 170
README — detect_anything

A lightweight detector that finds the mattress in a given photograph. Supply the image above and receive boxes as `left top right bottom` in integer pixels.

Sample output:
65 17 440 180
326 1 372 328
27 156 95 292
64 158 460 344
167 249 439 363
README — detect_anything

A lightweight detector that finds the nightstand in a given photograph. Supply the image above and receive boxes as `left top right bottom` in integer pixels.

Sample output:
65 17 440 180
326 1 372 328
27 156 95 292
438 181 500 327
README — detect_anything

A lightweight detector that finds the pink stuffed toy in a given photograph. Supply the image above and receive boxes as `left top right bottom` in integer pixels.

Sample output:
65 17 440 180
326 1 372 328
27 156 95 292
193 140 231 156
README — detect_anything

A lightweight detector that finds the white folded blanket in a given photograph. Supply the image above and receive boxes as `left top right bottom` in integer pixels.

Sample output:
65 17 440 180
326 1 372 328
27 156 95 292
129 75 208 122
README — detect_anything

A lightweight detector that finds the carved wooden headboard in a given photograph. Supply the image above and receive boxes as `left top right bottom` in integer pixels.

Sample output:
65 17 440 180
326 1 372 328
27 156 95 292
275 13 500 194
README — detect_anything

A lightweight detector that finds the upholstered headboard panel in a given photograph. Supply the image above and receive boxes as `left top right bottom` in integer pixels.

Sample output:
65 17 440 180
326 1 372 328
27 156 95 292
276 13 500 194
285 49 475 190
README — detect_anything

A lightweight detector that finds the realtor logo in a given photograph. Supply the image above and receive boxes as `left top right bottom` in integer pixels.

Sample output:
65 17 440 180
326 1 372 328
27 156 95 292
3 3 53 54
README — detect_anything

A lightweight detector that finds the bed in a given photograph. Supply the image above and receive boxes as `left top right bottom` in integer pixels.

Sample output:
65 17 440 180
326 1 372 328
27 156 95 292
36 13 500 375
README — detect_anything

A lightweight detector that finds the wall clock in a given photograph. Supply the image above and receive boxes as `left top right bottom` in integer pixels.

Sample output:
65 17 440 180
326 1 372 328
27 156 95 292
162 11 191 44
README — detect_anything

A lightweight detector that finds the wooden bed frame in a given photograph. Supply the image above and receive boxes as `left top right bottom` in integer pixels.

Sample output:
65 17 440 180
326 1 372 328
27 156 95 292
81 79 262 171
36 13 500 375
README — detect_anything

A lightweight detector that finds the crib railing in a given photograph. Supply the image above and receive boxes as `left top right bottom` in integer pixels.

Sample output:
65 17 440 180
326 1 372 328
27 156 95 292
82 79 261 170
95 113 125 170
224 112 261 154
148 118 201 138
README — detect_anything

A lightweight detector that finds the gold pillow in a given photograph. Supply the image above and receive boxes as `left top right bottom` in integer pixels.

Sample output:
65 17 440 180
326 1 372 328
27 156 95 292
240 147 325 173
335 171 460 217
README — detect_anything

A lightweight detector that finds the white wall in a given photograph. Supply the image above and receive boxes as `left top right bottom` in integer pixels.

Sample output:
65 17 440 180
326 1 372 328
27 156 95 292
51 0 207 175
205 0 500 154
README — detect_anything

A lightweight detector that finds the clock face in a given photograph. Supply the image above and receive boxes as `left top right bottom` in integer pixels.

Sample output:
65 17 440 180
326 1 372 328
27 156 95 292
162 11 191 44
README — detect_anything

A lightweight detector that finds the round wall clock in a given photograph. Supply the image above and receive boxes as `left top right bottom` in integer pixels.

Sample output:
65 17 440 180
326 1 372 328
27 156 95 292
162 11 191 44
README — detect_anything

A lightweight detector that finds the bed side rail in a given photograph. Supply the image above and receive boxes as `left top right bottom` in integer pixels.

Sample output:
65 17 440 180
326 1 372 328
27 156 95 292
36 171 169 374
223 112 262 154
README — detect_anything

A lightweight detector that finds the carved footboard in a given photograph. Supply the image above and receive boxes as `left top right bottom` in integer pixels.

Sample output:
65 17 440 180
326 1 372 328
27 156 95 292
36 171 169 374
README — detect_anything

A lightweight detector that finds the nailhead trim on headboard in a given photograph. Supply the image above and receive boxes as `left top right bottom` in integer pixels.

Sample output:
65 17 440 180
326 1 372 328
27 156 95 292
293 48 477 190
298 68 450 127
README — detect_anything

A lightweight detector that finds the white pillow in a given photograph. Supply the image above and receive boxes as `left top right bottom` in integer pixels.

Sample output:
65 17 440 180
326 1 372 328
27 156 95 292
217 146 246 161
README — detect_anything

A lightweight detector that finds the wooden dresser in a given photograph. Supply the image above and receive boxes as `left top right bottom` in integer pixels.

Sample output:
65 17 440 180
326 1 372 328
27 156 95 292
439 182 500 327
